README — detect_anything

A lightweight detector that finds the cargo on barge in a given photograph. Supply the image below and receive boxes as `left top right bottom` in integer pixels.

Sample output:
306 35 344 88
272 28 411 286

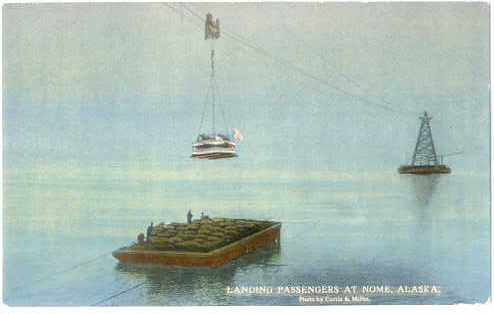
112 218 281 268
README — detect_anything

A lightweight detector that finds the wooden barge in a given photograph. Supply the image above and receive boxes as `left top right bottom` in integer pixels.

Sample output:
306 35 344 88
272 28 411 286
398 164 451 175
112 219 281 268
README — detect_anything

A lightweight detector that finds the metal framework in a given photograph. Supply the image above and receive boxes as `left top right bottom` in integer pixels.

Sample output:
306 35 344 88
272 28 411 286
411 111 439 166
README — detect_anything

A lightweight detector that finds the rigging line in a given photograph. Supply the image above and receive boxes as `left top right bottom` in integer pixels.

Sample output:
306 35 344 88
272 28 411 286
222 32 415 117
170 4 416 121
281 67 398 128
217 82 230 134
222 8 415 115
277 5 399 107
164 3 232 135
168 3 318 96
318 50 364 91
213 28 403 126
214 39 392 132
164 3 239 133
4 250 113 301
211 71 229 133
216 33 412 124
198 81 211 135
215 42 394 133
179 4 416 117
91 281 146 306
163 3 204 33
173 2 411 126
163 4 240 66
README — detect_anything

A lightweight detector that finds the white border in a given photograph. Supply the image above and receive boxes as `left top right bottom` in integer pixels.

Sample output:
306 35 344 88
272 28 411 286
0 1 492 314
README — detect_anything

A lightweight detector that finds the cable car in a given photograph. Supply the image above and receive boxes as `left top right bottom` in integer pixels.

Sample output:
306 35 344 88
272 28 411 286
191 14 240 160
191 133 237 159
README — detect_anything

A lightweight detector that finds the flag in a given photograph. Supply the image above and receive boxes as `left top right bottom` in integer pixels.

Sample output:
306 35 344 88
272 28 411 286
233 129 243 141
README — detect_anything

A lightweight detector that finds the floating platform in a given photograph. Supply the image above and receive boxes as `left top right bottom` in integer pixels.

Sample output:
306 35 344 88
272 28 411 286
190 151 237 160
398 164 451 175
112 218 281 268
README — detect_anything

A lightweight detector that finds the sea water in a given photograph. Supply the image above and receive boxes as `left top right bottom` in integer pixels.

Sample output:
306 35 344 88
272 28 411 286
2 167 490 305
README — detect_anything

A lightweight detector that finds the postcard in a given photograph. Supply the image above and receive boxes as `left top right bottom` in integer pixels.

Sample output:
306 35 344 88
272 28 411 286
2 1 491 306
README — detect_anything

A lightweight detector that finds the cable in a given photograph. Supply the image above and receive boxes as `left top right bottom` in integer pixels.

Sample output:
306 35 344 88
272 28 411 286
219 32 391 125
197 80 211 135
222 7 417 116
169 4 243 135
166 3 406 125
222 30 413 117
213 74 230 134
91 281 146 306
217 35 409 124
180 4 414 128
277 4 400 109
18 251 111 288
4 250 113 301
166 3 231 135
178 4 418 118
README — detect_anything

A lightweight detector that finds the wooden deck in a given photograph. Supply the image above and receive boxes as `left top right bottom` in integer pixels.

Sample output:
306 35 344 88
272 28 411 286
112 222 281 267
398 165 451 175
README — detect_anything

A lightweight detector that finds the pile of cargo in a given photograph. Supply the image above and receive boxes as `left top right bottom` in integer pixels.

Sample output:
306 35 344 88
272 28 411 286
131 218 274 253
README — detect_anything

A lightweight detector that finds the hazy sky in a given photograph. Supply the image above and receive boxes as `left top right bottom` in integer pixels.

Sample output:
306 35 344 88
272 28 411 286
3 2 490 177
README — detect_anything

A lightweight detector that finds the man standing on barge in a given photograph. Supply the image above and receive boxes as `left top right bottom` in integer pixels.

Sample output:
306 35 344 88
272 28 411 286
146 222 153 242
187 210 193 224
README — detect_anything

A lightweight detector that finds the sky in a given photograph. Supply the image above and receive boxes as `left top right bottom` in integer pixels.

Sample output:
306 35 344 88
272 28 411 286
3 2 490 179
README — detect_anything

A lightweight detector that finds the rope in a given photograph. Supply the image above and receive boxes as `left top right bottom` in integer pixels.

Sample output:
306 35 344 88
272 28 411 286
202 26 407 131
166 3 233 137
221 34 404 120
209 71 230 135
4 250 113 301
277 4 400 110
91 281 146 306
197 82 211 135
176 4 418 118
215 34 408 125
167 3 411 127
215 76 230 134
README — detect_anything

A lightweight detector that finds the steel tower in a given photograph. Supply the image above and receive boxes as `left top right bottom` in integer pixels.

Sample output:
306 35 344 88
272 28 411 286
411 111 439 166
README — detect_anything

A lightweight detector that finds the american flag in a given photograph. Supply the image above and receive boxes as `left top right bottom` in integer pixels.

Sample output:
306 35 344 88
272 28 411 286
233 129 243 141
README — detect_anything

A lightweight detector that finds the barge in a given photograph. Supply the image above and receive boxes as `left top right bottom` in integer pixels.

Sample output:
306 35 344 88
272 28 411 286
112 218 281 268
398 164 451 175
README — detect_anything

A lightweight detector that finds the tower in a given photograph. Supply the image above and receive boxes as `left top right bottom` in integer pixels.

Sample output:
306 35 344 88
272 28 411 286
411 111 439 166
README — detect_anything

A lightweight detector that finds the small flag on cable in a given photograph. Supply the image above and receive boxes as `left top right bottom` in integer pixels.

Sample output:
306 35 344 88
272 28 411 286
233 129 243 142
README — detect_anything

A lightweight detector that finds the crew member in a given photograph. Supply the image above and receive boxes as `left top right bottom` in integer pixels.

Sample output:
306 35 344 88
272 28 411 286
146 222 154 243
187 210 193 224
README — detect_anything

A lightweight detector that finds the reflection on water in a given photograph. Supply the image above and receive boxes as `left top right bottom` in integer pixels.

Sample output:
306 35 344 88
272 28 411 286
114 247 281 305
409 174 440 207
3 172 490 305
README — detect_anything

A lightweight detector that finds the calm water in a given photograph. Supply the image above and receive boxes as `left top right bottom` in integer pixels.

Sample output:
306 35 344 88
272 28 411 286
3 168 490 305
